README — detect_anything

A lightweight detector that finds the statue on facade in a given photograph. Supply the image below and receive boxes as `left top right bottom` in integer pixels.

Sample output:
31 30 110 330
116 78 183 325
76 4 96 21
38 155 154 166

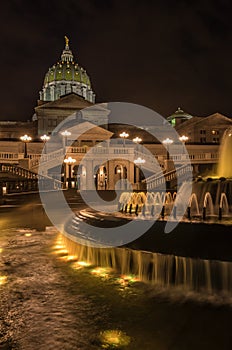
64 36 69 47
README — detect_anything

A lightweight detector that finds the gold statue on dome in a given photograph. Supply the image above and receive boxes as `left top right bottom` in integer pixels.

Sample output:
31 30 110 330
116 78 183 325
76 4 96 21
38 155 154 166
64 36 69 47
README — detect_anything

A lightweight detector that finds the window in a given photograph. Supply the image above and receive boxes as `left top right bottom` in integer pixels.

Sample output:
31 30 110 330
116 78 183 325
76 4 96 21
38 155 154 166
200 130 206 134
200 137 206 143
171 118 176 127
213 137 219 143
212 130 219 135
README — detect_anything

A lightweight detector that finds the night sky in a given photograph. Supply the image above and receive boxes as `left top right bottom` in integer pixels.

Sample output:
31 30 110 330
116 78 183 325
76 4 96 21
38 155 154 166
1 0 232 121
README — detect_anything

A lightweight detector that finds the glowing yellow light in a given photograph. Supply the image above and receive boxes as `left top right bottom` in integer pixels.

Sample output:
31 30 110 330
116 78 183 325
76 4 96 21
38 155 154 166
71 263 83 270
77 261 90 267
91 267 112 278
60 255 77 262
54 244 66 250
67 255 77 261
53 249 68 255
0 248 3 253
71 261 91 270
118 274 139 286
99 330 130 348
24 233 32 237
0 276 7 285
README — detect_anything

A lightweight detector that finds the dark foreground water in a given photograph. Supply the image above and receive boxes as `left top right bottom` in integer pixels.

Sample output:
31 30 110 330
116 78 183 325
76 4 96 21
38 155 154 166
1 227 232 350
1 194 232 349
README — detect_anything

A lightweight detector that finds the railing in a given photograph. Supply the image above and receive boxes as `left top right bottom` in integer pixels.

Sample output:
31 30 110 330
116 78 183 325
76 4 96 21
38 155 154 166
66 146 88 153
0 163 62 191
31 147 89 169
0 152 20 161
30 149 65 169
0 152 41 162
90 147 134 155
188 152 219 162
144 164 193 190
0 163 38 179
160 152 219 163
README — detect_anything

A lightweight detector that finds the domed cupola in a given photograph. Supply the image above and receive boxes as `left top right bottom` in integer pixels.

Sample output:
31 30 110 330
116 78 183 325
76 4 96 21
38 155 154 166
167 107 193 127
39 36 95 103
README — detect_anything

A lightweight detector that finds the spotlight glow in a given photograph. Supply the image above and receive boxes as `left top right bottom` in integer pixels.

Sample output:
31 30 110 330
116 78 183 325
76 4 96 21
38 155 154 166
53 249 68 255
117 274 139 286
24 233 32 237
71 261 91 270
77 261 90 267
60 255 77 262
91 267 112 278
0 276 7 285
99 330 131 348
54 244 66 250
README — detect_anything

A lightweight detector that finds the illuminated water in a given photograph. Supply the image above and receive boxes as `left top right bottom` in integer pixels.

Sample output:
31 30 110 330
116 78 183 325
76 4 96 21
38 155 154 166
61 233 232 296
2 226 232 350
217 127 232 178
1 186 232 348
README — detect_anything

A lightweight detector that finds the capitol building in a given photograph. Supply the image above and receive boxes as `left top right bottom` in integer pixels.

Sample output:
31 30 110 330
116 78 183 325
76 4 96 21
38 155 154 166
0 37 232 192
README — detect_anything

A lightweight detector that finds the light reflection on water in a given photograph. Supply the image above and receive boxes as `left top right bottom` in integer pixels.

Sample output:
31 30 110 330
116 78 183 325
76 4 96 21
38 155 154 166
2 227 232 349
0 275 7 285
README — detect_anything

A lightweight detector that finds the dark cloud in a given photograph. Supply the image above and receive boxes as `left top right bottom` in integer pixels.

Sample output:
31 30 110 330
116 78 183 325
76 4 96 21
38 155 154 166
0 0 232 121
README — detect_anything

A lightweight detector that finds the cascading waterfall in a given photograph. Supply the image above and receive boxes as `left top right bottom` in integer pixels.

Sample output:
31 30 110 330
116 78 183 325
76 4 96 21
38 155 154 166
62 234 232 296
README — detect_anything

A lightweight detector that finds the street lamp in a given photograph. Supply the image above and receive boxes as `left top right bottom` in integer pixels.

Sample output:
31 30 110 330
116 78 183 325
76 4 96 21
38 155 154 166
120 131 129 147
179 135 189 155
40 134 50 154
134 157 145 165
20 134 32 158
64 156 76 189
133 136 142 151
133 137 142 144
134 157 145 186
60 130 71 148
179 135 189 143
162 138 173 160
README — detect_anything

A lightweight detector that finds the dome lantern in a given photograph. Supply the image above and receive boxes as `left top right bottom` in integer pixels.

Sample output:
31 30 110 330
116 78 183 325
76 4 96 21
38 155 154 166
61 36 74 62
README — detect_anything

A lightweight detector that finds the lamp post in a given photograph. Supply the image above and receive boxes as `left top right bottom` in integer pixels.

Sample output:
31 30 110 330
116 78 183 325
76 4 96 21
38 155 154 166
134 157 145 165
134 157 145 188
120 132 129 147
179 135 189 155
60 130 71 148
133 136 142 151
116 165 123 189
179 135 189 143
162 138 173 160
40 134 50 154
64 156 76 189
20 135 32 158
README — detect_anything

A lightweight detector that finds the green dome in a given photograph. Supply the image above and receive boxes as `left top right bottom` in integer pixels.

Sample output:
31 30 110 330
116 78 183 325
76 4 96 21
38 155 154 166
39 36 95 103
167 107 193 127
44 61 91 87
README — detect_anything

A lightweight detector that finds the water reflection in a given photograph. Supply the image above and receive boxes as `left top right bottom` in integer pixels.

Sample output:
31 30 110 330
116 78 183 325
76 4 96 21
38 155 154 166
99 329 131 348
0 275 7 285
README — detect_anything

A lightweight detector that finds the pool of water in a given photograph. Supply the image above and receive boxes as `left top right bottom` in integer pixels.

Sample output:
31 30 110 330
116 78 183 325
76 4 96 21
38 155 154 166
1 226 232 350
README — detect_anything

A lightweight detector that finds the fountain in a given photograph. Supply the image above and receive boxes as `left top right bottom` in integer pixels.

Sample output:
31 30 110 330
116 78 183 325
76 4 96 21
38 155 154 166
59 234 232 297
61 127 232 298
119 127 232 221
189 127 232 220
217 128 232 178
